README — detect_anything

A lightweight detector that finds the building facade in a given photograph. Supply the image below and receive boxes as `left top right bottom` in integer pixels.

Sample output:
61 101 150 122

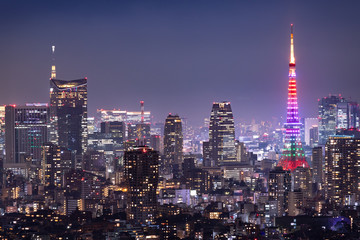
5 104 49 165
318 95 345 145
163 114 183 173
124 146 159 225
50 78 88 155
207 101 236 166
325 136 360 205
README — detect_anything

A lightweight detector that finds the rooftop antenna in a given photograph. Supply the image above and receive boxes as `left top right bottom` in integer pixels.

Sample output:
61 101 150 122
51 45 56 79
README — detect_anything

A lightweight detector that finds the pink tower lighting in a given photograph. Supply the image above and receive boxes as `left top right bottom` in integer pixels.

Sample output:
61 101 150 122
277 24 310 172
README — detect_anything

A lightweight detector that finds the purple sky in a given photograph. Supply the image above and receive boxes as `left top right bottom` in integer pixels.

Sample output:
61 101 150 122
1 1 360 127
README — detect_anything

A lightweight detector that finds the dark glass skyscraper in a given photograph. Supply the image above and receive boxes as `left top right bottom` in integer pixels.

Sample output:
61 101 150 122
49 78 88 155
208 101 236 166
163 114 183 173
124 146 159 225
5 104 49 165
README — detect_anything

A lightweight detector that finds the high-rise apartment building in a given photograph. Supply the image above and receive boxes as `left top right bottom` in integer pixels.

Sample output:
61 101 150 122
163 114 183 173
292 167 312 198
278 24 310 171
325 136 360 205
41 143 72 187
268 167 291 216
207 101 236 166
124 146 159 225
50 78 88 155
5 104 49 165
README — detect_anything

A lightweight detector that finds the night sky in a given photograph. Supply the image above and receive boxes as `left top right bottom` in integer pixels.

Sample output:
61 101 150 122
1 1 360 126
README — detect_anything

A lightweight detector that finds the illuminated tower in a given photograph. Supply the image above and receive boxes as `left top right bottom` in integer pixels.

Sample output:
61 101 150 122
278 24 310 171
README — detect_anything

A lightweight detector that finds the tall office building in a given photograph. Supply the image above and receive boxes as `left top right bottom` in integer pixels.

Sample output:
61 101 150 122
318 95 344 145
124 146 159 225
312 147 323 185
336 101 359 130
41 143 72 187
278 24 310 171
5 104 49 165
50 78 88 155
163 114 183 173
207 101 236 166
325 136 360 205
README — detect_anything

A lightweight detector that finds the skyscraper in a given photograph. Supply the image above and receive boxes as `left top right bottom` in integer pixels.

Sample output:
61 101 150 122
207 101 236 166
268 167 291 216
49 78 88 155
163 114 183 173
124 146 159 225
41 142 72 187
277 24 310 172
318 95 344 145
336 101 359 130
5 104 49 165
325 136 360 206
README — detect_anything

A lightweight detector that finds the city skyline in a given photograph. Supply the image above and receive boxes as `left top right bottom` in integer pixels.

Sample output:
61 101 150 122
1 1 360 126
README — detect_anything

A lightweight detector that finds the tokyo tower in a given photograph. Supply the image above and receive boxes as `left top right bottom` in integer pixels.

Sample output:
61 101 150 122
277 24 310 172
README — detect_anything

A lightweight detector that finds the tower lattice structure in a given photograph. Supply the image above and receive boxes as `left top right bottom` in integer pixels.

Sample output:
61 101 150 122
278 24 310 172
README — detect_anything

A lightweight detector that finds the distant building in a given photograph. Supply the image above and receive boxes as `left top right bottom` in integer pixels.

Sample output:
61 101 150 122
163 114 183 174
318 95 345 145
97 109 151 124
208 102 236 166
124 146 159 225
336 101 359 130
50 78 88 155
5 104 49 165
101 121 126 150
304 118 318 146
149 135 161 153
312 147 323 185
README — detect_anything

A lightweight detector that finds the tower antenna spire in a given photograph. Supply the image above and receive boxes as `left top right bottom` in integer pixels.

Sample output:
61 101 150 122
51 45 56 79
290 24 295 65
